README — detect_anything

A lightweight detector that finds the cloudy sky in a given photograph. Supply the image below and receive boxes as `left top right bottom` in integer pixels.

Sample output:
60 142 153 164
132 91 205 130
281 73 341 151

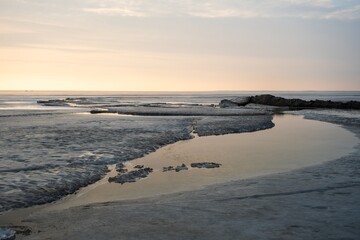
0 0 359 91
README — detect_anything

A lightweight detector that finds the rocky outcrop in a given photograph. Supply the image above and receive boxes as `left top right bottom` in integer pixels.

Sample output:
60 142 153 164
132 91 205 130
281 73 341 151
219 99 240 108
37 97 96 107
191 162 221 168
175 164 188 172
220 94 360 110
163 163 221 172
116 162 125 170
116 163 128 173
90 109 117 114
37 99 68 107
219 97 250 108
161 164 188 172
162 166 175 172
108 168 153 184
249 94 360 109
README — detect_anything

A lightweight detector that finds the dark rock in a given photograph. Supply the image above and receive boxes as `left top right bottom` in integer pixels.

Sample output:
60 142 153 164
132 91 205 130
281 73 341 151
90 109 117 114
190 162 222 168
231 97 251 105
37 99 68 107
118 168 128 174
134 165 144 169
65 97 88 101
219 97 250 108
116 162 125 170
108 168 153 184
246 94 360 110
175 164 188 172
38 98 94 107
116 163 128 173
219 99 240 108
162 166 175 172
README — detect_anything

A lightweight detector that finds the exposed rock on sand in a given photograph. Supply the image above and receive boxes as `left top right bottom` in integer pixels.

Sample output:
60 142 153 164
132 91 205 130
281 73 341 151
162 166 175 172
175 164 188 172
163 162 221 171
116 163 125 170
117 168 128 173
191 162 221 168
108 168 153 184
115 163 128 173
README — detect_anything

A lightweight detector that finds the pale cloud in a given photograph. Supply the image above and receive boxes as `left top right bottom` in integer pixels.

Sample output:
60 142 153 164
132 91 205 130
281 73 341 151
1 0 359 20
281 0 333 8
79 0 360 19
188 9 259 18
82 7 147 17
325 4 360 20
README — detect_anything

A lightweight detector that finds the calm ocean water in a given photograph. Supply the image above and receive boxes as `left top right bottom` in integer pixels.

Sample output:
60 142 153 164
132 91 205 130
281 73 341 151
0 91 359 212
1 91 359 109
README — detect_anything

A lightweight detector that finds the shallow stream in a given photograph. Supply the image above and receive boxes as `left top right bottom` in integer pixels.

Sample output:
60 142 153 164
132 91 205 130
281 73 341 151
50 114 358 210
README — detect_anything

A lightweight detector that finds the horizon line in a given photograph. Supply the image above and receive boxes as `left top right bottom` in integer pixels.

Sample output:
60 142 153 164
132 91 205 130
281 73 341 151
1 90 359 93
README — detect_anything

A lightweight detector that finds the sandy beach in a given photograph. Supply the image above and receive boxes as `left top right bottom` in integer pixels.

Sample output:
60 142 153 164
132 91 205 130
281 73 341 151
1 110 359 239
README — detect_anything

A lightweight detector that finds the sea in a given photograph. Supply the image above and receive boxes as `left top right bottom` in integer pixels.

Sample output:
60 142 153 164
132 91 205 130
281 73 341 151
0 91 359 212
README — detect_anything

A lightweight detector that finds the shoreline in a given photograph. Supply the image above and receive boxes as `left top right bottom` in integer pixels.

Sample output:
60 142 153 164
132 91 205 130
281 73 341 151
1 112 359 239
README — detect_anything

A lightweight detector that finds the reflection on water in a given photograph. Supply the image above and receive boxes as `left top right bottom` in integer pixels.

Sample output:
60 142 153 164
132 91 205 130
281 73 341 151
52 115 358 209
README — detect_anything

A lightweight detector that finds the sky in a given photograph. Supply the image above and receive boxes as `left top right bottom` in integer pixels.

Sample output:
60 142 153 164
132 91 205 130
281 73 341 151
0 0 359 91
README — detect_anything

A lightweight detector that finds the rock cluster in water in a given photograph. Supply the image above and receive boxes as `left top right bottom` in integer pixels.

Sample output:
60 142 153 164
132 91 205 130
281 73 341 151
220 94 360 110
